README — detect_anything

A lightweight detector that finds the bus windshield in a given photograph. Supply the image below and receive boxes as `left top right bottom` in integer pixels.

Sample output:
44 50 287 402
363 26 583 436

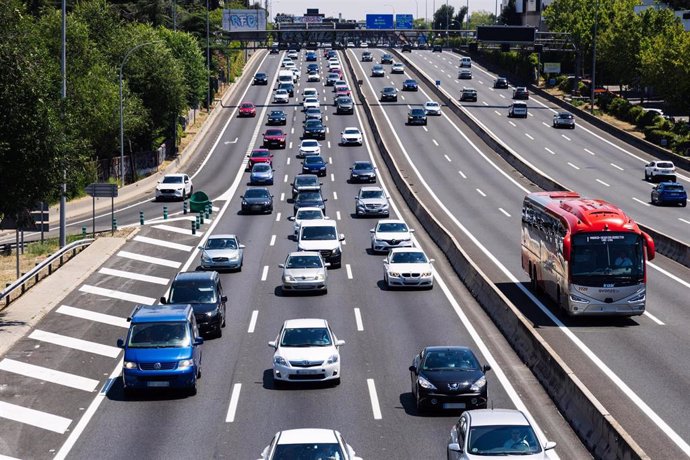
570 232 644 285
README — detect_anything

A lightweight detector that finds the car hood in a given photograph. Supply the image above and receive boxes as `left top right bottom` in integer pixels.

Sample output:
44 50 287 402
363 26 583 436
252 170 273 178
342 133 361 139
352 169 375 175
276 346 337 362
244 196 271 204
375 231 411 241
202 248 241 259
296 199 325 207
283 267 325 278
387 262 431 272
157 183 184 191
125 347 192 362
359 198 387 206
299 240 339 251
420 368 484 390
264 135 285 140
300 146 320 153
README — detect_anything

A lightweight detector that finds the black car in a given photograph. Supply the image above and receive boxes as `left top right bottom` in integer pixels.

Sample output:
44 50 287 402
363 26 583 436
371 64 385 77
381 54 394 64
267 110 287 125
409 346 491 412
303 120 326 140
432 45 442 52
494 77 509 89
307 63 319 72
253 72 268 85
240 187 273 214
335 96 354 114
291 173 322 199
401 44 413 52
362 51 373 62
512 86 529 100
380 87 398 102
293 190 327 215
402 79 418 91
163 271 227 338
278 82 295 97
302 155 328 176
349 161 377 183
269 44 279 54
407 108 428 125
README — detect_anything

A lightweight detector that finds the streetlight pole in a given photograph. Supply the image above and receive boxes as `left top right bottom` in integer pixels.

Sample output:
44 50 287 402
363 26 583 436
59 0 67 248
590 0 599 115
119 41 159 187
206 0 211 113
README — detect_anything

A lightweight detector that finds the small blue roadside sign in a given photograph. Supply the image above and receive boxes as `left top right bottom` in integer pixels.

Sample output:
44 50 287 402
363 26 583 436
436 80 441 87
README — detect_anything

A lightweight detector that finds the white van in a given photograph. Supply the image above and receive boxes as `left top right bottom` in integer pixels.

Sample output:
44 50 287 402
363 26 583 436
459 56 472 68
297 219 345 268
277 69 294 84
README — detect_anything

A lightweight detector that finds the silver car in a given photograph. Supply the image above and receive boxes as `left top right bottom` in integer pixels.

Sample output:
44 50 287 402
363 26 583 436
250 163 274 185
199 234 245 271
355 186 390 217
279 251 329 293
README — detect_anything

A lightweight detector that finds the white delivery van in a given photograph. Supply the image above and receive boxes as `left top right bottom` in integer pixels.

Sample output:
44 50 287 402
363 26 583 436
297 219 345 268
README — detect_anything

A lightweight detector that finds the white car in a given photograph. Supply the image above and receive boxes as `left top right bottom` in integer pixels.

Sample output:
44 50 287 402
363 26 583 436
287 49 299 59
155 173 193 201
260 429 362 460
355 186 390 217
424 101 442 116
288 206 327 234
268 318 345 385
644 161 676 182
284 61 296 71
340 127 363 146
273 89 289 103
302 87 319 101
279 252 329 293
291 67 301 80
459 56 472 68
383 248 434 289
307 72 321 82
298 139 321 158
391 63 405 73
303 97 320 110
281 58 292 68
370 219 414 253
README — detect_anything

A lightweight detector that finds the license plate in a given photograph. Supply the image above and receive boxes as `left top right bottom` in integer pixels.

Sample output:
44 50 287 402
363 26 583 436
296 369 319 374
147 381 170 388
443 402 466 409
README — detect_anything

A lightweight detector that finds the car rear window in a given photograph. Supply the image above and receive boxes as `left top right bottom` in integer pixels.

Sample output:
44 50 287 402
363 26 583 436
663 185 684 191
657 162 674 168
301 226 337 240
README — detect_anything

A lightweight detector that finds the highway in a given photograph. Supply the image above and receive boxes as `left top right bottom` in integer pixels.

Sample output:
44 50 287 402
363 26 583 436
345 47 690 458
0 50 588 459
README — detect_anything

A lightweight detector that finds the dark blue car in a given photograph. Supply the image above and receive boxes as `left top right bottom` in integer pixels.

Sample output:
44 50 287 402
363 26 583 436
307 63 319 72
302 155 327 176
403 79 418 91
305 52 317 61
651 182 687 206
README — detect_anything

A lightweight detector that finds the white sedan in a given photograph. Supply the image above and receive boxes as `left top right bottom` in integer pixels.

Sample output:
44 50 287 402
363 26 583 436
260 428 362 460
273 89 289 103
303 97 320 110
370 219 414 253
307 72 321 82
288 207 327 234
391 63 405 74
424 101 442 116
298 139 321 158
340 127 363 146
268 318 344 385
383 248 434 289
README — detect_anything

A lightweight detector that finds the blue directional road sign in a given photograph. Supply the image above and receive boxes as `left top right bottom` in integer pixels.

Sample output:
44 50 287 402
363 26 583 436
396 14 414 30
366 14 394 29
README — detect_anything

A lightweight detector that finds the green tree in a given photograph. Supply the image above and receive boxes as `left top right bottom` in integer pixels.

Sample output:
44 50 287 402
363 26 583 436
158 27 207 109
498 0 521 25
597 0 642 90
468 10 496 29
433 4 455 30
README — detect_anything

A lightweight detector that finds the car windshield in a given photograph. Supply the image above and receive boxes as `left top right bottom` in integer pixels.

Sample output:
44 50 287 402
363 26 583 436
253 164 271 172
467 424 541 456
255 73 266 78
411 109 425 116
169 281 217 303
422 350 480 370
301 226 336 240
296 210 322 220
405 80 416 84
383 88 395 93
353 162 373 171
570 232 644 284
270 111 284 117
296 176 319 186
205 238 237 250
426 102 439 108
304 90 317 96
161 176 183 184
297 192 322 201
344 128 359 134
339 98 352 104
280 327 332 347
305 98 318 104
361 190 384 199
251 151 270 158
377 223 408 233
266 130 282 136
271 443 344 460
127 322 191 348
662 184 684 191
305 121 321 128
275 90 287 95
558 113 573 119
286 255 323 269
304 157 324 165
306 109 321 115
244 189 269 199
241 103 253 108
390 251 427 264
302 141 319 148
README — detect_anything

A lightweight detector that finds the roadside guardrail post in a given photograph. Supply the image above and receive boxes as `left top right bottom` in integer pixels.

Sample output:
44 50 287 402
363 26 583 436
207 204 213 216
195 215 200 229
112 218 117 232
191 220 196 235
139 211 144 225
163 206 168 220
183 200 188 214
204 207 210 220
199 212 204 225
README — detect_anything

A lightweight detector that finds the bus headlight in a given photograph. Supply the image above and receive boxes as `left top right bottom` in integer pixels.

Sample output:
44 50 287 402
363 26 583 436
628 290 646 303
569 293 590 303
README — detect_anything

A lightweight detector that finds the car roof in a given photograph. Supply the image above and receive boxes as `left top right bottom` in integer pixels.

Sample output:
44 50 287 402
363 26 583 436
129 304 192 323
360 186 383 192
282 318 329 330
287 251 322 259
300 219 336 228
173 271 218 282
467 409 530 427
424 345 473 354
296 206 324 213
207 234 238 240
344 126 360 131
377 219 405 225
163 173 186 179
353 160 372 166
389 247 425 255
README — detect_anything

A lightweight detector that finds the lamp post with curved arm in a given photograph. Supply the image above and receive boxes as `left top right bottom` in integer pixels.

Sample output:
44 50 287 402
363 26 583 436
119 41 160 186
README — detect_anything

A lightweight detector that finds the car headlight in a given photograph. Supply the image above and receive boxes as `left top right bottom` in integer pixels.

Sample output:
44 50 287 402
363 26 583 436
178 359 194 369
123 361 137 369
628 290 646 303
242 200 248 205
201 253 212 263
315 274 325 281
569 293 590 303
381 203 389 209
327 354 339 364
389 272 400 277
206 310 217 317
417 375 437 390
470 375 486 392
332 247 341 255
284 275 294 282
274 355 287 366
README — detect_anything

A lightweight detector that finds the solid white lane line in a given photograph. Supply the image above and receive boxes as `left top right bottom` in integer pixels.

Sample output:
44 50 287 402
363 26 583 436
476 188 486 197
79 285 156 305
680 218 690 225
29 330 121 358
152 224 203 236
270 235 276 246
544 147 556 155
567 162 580 170
432 139 439 146
458 170 467 179
525 133 534 140
596 179 610 187
648 262 690 290
98 267 168 285
134 235 194 252
366 379 382 420
584 148 596 156
225 383 242 423
499 208 511 217
333 191 338 200
280 192 285 202
632 197 650 207
261 265 269 281
56 305 129 328
117 251 181 268
354 308 363 331
0 400 72 434
561 134 571 141
248 310 259 333
286 157 291 165
275 212 281 222
283 174 288 183
336 211 341 220
331 173 335 182
610 163 624 171
508 121 516 127
0 359 99 392
346 264 353 279
643 311 665 325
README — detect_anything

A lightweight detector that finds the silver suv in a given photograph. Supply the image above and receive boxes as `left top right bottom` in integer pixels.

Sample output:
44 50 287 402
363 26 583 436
355 186 390 217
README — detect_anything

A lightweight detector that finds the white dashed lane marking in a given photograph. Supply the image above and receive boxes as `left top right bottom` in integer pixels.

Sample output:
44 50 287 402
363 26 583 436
354 308 363 331
367 379 382 420
596 179 610 187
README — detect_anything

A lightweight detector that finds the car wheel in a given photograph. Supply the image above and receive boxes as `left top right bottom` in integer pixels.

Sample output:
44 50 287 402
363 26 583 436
215 327 222 338
188 382 197 396
273 377 284 389
682 200 687 207
332 377 340 386
222 307 226 327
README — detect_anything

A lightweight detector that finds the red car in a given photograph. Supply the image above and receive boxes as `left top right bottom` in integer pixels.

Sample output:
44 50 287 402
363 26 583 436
247 149 273 170
262 129 287 149
239 102 257 117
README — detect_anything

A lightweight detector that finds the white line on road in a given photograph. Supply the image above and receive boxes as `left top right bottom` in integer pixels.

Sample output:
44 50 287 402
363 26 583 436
525 133 534 140
476 188 486 197
443 154 452 162
680 218 690 225
458 170 467 179
331 173 335 182
643 311 665 325
336 211 341 220
354 308 363 331
248 311 259 333
270 235 276 246
0 359 99 392
327 141 331 149
225 383 242 422
632 197 650 207
261 265 269 281
561 134 571 141
596 179 610 187
56 305 129 328
286 157 291 165
366 379 382 420
610 163 624 171
482 101 488 106
152 224 203 236
283 174 288 183
280 192 285 202
133 235 193 252
98 267 168 285
79 285 155 305
508 121 516 127
276 212 281 222
0 400 72 434
494 110 501 116
422 126 428 132
499 208 511 217
346 264 353 279
432 139 439 146
584 148 596 156
544 147 556 155
567 162 580 170
117 251 181 268
649 262 690 290
29 330 121 358
288 141 293 149
542 122 550 128
499 94 505 99
333 191 338 200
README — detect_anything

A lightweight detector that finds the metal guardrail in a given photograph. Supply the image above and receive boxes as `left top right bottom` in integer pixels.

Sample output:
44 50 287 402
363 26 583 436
1 238 94 308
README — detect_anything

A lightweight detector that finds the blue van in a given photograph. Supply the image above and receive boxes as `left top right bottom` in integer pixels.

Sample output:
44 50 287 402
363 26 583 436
117 304 203 395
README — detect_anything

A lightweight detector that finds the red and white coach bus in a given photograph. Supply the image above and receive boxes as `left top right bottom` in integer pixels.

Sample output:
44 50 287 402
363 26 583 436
521 191 655 316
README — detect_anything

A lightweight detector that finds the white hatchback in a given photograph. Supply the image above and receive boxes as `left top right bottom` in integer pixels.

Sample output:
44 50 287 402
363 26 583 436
424 101 442 116
259 428 362 460
340 127 363 146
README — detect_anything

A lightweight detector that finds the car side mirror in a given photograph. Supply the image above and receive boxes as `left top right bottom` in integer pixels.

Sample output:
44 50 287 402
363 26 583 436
339 234 345 241
221 295 228 303
335 339 345 347
408 365 417 373
268 341 277 348
447 442 462 453
409 229 415 233
278 264 285 268
117 338 124 348
324 262 331 267
369 229 375 233
160 296 167 304
198 246 204 250
194 337 204 346
288 216 295 221
429 258 435 263
239 244 245 249
483 364 492 372
323 198 328 202
544 441 557 451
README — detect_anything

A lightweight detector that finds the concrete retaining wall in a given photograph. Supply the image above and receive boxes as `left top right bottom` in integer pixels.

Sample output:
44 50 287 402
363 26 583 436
343 50 649 460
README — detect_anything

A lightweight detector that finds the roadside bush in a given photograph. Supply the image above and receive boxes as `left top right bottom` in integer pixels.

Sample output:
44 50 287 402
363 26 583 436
636 110 661 128
608 97 632 119
556 75 572 92
626 105 645 124
672 121 689 136
643 128 676 145
673 137 690 156
597 92 616 111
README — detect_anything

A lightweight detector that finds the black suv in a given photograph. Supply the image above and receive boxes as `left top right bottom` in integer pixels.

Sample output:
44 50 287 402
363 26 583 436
432 45 442 52
291 174 322 199
162 271 227 338
402 44 413 52
380 87 398 102
278 82 295 97
253 72 268 85
407 108 428 125
267 110 287 125
336 96 354 114
303 120 326 140
494 77 509 89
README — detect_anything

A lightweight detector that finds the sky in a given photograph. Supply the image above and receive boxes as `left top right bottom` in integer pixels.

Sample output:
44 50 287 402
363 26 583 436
269 0 502 22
